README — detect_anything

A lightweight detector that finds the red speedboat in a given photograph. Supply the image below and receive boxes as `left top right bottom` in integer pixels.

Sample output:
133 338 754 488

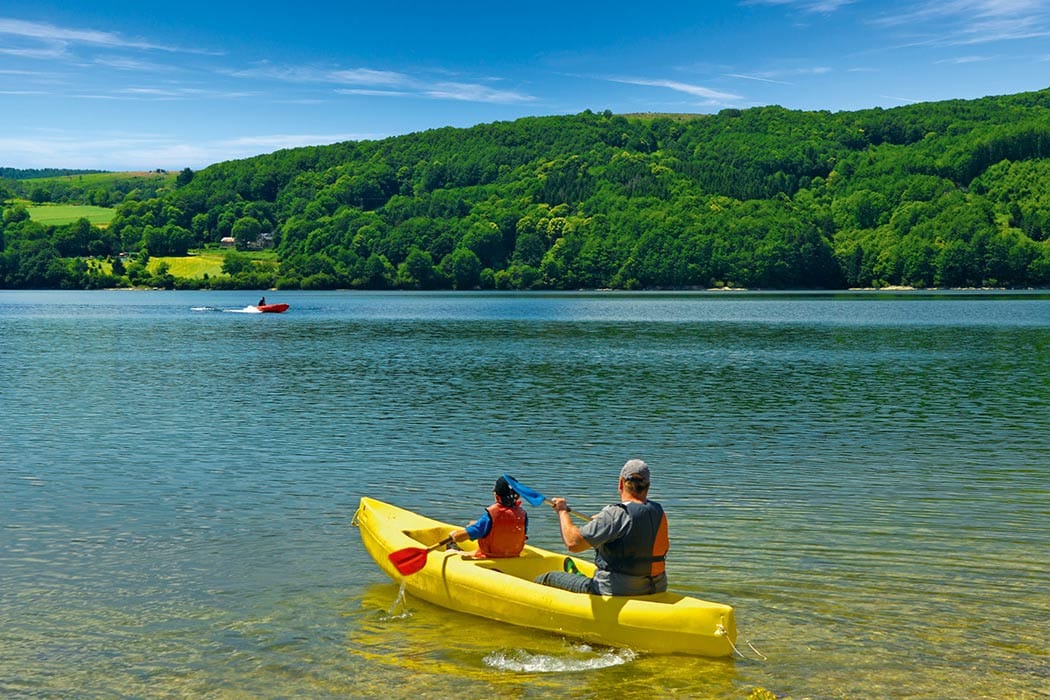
255 303 289 313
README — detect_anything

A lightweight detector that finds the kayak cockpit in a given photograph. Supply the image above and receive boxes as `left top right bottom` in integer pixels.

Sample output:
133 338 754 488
402 526 451 548
401 525 592 582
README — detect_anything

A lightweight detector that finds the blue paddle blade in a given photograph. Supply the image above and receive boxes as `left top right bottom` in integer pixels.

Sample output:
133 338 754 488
502 474 547 507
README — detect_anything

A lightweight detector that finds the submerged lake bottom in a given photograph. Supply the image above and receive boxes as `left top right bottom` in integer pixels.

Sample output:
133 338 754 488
1 289 1047 698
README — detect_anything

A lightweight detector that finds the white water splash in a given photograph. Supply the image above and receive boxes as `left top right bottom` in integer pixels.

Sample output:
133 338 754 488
379 581 412 621
191 305 263 313
483 645 637 673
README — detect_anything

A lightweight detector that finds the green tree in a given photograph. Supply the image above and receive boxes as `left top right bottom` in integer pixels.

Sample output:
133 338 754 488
397 247 435 289
441 248 482 289
223 250 254 276
232 216 263 249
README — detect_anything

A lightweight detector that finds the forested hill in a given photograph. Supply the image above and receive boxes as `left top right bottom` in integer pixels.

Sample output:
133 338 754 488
4 88 1050 290
0 167 109 180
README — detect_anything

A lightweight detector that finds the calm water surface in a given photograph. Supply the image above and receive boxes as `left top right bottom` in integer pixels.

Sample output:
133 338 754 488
2 290 1047 699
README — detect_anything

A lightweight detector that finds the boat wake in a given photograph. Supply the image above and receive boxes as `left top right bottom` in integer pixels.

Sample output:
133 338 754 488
483 645 636 673
191 306 263 314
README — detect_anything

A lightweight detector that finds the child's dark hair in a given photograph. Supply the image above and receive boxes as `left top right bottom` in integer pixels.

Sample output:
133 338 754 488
495 476 519 507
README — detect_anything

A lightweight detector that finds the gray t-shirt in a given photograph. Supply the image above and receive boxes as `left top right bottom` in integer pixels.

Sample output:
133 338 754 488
578 503 668 596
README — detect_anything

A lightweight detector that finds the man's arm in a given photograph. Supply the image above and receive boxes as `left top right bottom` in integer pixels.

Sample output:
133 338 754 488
551 498 591 552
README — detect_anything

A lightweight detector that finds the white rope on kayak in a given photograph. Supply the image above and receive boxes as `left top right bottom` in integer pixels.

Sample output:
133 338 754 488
746 640 767 660
716 621 767 661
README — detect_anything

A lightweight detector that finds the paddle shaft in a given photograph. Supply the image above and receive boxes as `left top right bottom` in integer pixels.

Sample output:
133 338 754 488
545 498 592 523
425 535 455 552
501 474 591 522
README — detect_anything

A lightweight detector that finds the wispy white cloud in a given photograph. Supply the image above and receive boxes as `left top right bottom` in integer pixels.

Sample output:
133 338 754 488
336 88 414 97
337 84 533 104
329 68 411 87
116 86 257 100
0 18 157 50
740 0 856 13
872 0 1050 45
221 64 319 82
231 62 535 104
0 68 46 76
93 56 175 72
878 94 918 104
725 66 832 86
935 54 996 64
120 87 184 97
608 77 742 101
424 82 534 103
725 73 794 85
0 17 219 55
0 129 379 170
220 133 377 149
0 45 66 59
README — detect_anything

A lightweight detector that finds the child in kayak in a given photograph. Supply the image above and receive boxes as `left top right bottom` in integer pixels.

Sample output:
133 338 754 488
450 476 528 558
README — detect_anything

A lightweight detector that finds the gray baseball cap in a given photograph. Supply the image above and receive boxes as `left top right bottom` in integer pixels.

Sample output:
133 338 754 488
620 459 650 485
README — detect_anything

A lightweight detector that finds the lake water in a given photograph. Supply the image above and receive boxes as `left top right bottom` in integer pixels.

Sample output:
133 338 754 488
2 289 1047 699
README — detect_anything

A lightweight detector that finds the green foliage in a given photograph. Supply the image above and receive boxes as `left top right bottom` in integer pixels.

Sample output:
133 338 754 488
0 167 108 180
2 171 176 208
222 250 254 276
231 216 263 249
3 89 1050 290
441 248 483 289
176 168 194 187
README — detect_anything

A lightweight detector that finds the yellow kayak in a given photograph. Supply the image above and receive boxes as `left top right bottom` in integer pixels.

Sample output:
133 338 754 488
353 496 737 657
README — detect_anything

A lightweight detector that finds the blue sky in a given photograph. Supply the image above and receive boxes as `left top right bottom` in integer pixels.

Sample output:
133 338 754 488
1 0 1048 171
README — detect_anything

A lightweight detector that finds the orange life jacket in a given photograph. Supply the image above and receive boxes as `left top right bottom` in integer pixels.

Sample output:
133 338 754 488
476 502 527 558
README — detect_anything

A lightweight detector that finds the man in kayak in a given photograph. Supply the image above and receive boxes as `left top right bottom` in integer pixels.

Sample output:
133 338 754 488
536 459 668 595
449 476 528 558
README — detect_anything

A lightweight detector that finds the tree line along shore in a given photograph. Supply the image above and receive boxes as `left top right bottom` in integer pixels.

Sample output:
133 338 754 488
2 88 1048 291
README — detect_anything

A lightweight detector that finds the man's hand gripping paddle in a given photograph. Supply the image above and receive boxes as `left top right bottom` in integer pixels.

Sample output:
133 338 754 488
502 474 591 522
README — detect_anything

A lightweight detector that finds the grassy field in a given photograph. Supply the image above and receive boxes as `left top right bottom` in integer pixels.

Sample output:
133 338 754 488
149 252 228 278
146 250 279 278
26 171 176 186
26 203 116 227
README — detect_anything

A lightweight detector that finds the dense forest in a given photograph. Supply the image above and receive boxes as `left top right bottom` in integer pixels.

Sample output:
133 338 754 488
2 88 1049 290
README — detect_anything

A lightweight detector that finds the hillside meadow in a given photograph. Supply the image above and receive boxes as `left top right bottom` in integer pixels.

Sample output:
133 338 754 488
147 251 227 278
25 203 116 227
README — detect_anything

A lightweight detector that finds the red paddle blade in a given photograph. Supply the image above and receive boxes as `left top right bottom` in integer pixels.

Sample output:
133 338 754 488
388 546 430 576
